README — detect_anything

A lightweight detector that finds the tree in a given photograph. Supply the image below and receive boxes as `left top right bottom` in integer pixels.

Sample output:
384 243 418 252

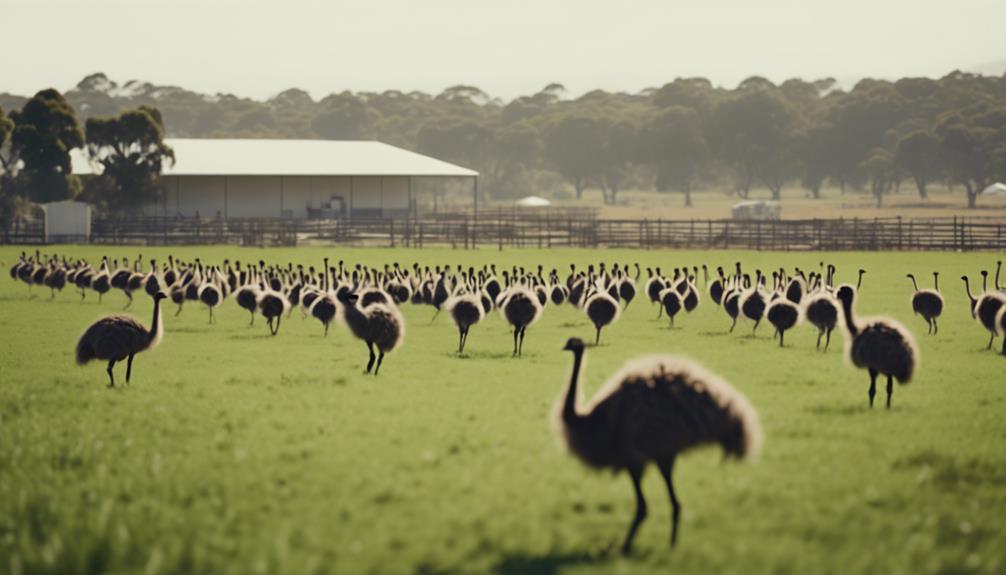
895 130 941 199
639 106 708 207
8 89 84 203
542 114 605 200
84 106 174 213
0 105 28 241
312 93 373 140
936 105 1006 208
712 89 801 200
859 148 897 207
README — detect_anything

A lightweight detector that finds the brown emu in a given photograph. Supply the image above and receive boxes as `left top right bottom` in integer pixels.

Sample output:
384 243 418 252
76 292 167 387
445 293 484 353
554 337 761 553
907 272 944 335
836 286 918 409
337 291 405 374
961 275 1005 350
804 293 840 351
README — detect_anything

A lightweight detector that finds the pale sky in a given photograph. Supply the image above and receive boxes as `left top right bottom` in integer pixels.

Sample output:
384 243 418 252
7 0 1006 101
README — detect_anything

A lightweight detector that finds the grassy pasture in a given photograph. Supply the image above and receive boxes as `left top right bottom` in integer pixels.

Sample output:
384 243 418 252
0 246 1004 575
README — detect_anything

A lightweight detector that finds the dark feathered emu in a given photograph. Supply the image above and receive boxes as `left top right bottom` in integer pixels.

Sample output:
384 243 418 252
961 275 1005 350
500 287 543 357
584 291 621 345
659 287 683 328
309 295 338 336
766 298 800 347
337 291 405 375
76 292 167 387
445 293 484 353
836 285 918 409
907 273 944 335
554 337 761 554
258 290 290 335
804 293 840 351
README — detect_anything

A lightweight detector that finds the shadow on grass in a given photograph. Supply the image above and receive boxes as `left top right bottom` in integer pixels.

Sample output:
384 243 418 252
489 550 610 575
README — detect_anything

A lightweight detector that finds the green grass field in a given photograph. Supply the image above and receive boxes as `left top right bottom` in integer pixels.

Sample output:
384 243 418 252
1 246 1004 575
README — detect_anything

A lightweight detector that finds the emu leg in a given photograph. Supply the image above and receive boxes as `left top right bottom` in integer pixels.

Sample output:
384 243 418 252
987 332 995 350
249 311 255 326
123 291 133 310
324 322 330 337
519 327 527 356
752 319 760 335
595 326 602 346
461 328 469 353
209 307 214 324
816 329 823 350
374 351 385 375
621 465 648 555
885 375 894 409
512 328 519 357
106 360 116 388
126 354 134 383
80 288 86 302
779 330 785 348
175 302 183 316
824 328 833 351
729 317 737 333
1001 336 1006 356
366 341 376 373
926 318 932 335
933 318 938 335
657 457 682 548
458 328 465 353
868 368 878 408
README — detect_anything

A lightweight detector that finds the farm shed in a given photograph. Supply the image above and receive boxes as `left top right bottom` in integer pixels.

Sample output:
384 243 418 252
71 138 478 219
41 201 92 243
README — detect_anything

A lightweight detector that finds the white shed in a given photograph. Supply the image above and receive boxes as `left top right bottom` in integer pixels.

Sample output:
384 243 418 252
71 138 478 219
42 201 92 243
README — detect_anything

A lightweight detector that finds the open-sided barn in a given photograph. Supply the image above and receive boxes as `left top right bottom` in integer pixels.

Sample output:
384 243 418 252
71 138 479 219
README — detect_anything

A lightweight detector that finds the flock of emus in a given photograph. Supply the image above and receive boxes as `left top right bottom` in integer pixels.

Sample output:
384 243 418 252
7 250 1006 553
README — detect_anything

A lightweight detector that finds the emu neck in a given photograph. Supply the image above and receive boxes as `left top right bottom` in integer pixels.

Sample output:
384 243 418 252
908 275 919 291
563 350 584 423
148 297 163 347
841 297 858 336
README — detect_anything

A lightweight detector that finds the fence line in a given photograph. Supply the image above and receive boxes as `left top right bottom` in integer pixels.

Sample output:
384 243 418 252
4 215 1006 251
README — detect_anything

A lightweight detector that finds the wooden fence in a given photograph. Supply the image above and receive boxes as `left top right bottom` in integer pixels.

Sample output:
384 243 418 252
4 215 1006 251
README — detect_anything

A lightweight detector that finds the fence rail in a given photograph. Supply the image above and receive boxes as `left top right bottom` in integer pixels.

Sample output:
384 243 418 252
4 215 1006 251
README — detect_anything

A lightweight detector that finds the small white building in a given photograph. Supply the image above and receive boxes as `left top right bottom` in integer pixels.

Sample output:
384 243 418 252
41 201 92 243
71 138 478 219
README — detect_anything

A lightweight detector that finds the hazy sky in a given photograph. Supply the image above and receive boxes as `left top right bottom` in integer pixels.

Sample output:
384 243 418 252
7 0 1006 100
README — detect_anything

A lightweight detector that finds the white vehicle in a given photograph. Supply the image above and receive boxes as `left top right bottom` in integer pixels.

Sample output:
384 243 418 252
731 200 781 221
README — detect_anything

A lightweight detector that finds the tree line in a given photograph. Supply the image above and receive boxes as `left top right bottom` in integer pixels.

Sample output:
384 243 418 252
1 70 1005 230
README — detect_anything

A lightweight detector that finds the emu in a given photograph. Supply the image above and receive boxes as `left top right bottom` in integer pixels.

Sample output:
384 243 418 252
500 286 543 357
337 291 405 375
445 293 484 353
659 287 683 328
836 286 918 409
907 272 944 335
961 275 1005 350
76 292 167 387
584 290 621 345
804 293 840 351
766 298 800 347
554 337 761 553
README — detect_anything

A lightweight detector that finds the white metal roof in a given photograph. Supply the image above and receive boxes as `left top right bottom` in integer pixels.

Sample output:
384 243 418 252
71 138 478 178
